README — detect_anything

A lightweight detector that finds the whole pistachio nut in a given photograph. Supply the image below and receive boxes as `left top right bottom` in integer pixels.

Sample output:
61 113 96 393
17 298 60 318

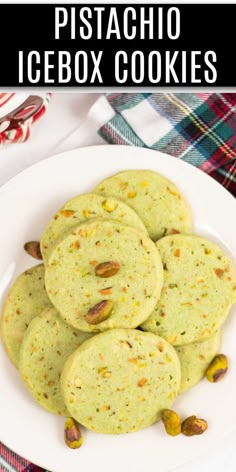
95 261 120 278
181 416 208 436
64 418 83 449
205 354 228 383
85 300 114 324
24 241 42 260
161 409 181 436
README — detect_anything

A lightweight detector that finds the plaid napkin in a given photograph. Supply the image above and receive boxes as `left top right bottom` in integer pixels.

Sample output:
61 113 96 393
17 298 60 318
0 443 46 472
92 93 236 197
1 92 236 472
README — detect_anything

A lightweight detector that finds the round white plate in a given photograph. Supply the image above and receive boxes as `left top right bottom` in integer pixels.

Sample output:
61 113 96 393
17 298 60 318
0 145 236 472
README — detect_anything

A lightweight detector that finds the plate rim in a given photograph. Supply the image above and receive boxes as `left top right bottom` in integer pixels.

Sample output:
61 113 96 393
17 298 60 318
0 144 235 207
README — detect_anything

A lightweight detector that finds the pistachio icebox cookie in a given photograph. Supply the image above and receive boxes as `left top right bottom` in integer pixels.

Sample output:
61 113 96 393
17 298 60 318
40 193 148 264
19 306 93 416
60 329 181 434
142 235 236 345
0 264 51 368
45 219 164 332
176 331 222 393
93 170 192 241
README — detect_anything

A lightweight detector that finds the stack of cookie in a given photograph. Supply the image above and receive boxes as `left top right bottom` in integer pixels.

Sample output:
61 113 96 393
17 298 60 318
1 170 235 435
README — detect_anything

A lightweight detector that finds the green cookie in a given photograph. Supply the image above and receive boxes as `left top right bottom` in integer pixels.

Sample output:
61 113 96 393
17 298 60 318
93 170 192 241
61 329 181 434
176 331 221 393
0 264 50 368
45 219 163 333
19 306 92 416
40 193 147 264
142 234 236 345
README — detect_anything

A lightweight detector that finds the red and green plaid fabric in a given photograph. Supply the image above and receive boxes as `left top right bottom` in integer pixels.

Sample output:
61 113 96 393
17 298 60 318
0 443 48 472
99 93 236 197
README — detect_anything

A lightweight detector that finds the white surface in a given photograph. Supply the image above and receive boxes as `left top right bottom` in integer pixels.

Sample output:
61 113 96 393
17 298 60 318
0 93 103 186
0 141 236 472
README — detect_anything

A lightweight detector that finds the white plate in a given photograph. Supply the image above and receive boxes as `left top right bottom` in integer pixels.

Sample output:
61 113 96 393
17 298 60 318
0 145 236 472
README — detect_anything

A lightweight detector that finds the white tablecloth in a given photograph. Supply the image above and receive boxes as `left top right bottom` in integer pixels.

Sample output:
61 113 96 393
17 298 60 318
0 93 235 472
